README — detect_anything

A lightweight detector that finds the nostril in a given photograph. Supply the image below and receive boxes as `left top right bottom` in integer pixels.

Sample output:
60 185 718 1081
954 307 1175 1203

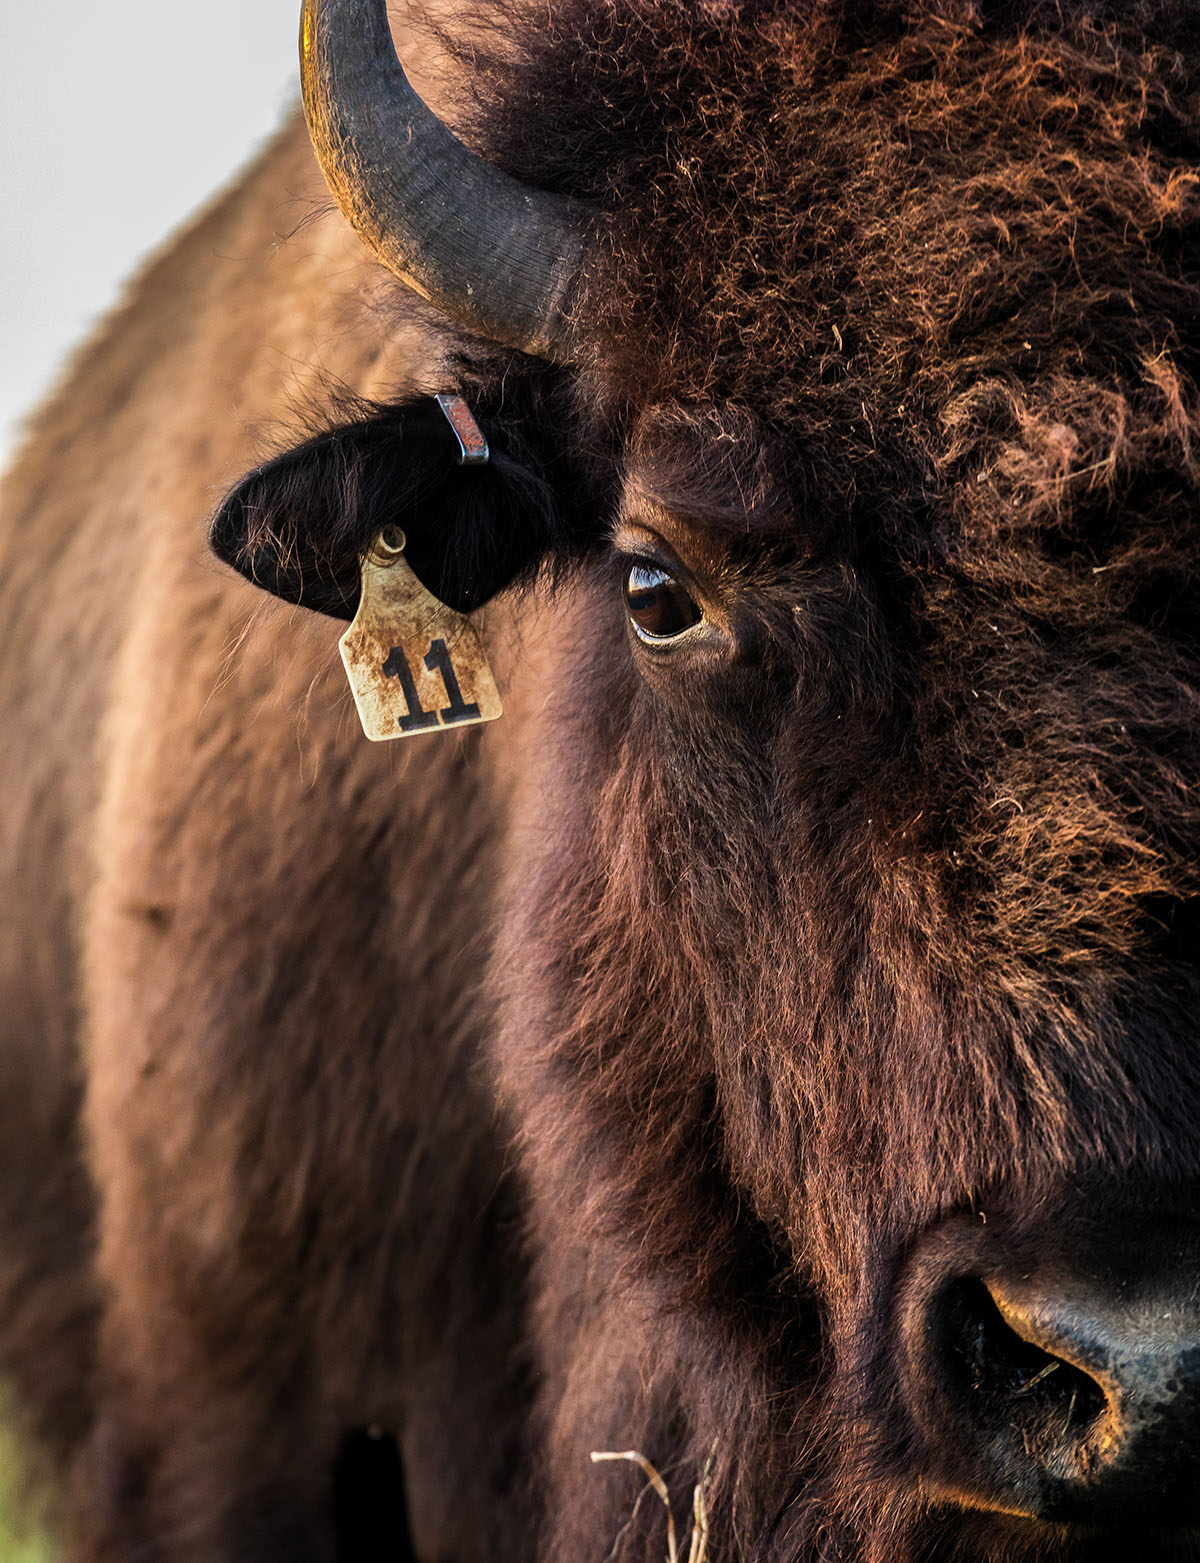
936 1278 1109 1465
899 1219 1200 1525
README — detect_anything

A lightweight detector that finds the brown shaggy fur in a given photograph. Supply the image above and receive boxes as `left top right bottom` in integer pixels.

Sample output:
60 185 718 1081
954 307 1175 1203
3 2 1200 1561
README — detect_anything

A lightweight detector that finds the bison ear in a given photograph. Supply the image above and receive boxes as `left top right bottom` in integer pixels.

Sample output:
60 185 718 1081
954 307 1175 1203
209 399 569 620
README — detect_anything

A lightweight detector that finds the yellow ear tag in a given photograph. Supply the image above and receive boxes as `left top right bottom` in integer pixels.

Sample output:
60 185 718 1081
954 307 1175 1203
339 526 503 742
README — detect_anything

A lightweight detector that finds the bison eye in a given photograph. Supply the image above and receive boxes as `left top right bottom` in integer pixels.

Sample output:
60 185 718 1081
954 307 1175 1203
624 562 703 642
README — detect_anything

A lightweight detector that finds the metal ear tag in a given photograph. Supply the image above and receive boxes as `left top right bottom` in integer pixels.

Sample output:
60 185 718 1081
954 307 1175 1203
435 393 490 465
339 527 502 742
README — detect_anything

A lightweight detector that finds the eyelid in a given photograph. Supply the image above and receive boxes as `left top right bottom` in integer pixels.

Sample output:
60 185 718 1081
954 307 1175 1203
631 618 705 648
612 519 675 561
611 522 707 599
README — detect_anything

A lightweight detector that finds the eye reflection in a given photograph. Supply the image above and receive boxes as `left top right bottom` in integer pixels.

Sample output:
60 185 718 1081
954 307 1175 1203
624 562 703 642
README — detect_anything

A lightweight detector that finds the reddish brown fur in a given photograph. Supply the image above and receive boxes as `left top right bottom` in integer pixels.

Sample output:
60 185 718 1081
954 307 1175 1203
3 2 1200 1561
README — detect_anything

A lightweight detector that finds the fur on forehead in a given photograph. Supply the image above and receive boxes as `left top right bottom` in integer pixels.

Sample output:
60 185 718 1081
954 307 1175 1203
621 403 800 541
449 0 1200 521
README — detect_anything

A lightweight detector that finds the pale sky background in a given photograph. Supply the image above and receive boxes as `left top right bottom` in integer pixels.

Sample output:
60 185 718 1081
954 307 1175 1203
1 2 301 463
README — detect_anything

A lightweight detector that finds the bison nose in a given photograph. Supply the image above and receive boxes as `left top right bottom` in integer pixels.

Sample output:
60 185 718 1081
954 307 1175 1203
901 1242 1200 1524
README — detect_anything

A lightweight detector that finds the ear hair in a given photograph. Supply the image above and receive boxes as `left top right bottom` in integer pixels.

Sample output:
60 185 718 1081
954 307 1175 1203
209 398 570 619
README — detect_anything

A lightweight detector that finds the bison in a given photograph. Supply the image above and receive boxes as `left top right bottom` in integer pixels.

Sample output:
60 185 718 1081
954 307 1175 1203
2 0 1200 1559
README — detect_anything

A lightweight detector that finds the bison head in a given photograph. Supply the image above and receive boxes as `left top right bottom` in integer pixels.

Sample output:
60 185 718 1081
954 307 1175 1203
213 0 1200 1557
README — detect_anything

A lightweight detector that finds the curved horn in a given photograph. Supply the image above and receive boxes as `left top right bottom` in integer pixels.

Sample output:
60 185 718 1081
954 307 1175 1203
300 0 587 360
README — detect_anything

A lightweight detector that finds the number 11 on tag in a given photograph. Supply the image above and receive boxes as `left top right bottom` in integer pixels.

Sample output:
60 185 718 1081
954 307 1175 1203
382 638 482 732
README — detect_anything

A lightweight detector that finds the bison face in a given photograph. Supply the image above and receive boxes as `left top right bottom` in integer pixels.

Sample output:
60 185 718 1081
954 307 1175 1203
483 387 1200 1562
214 0 1200 1558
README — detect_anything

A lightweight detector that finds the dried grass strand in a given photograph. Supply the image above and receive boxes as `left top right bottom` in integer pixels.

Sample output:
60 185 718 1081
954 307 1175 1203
590 1446 716 1563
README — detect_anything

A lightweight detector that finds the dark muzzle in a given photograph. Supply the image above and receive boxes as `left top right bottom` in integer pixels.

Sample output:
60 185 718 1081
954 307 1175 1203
897 1205 1200 1527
